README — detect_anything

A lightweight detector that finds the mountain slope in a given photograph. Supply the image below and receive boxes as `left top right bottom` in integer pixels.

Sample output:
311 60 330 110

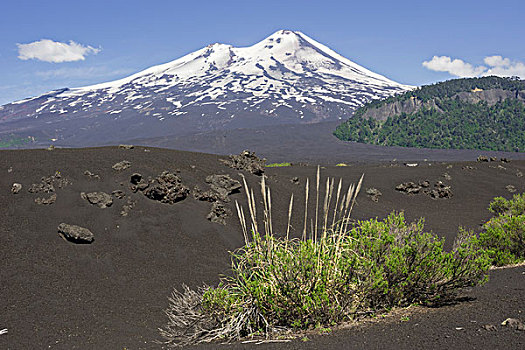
0 30 411 148
334 77 525 152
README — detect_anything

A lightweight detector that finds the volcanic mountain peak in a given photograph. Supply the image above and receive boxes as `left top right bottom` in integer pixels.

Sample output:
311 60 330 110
1 30 413 147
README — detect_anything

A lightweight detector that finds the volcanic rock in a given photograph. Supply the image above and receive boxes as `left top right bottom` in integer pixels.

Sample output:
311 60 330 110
137 171 189 204
366 188 382 202
35 194 57 205
506 185 517 193
477 156 489 162
28 171 70 193
193 186 221 202
58 223 94 243
205 174 242 201
81 192 113 208
112 160 131 171
84 170 100 180
118 144 134 149
207 202 231 225
112 190 126 199
395 182 421 195
220 150 265 175
501 318 525 331
11 183 22 194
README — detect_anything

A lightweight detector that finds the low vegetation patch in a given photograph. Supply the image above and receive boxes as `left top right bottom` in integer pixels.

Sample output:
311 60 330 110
477 193 525 266
160 170 493 346
266 162 292 168
0 135 31 148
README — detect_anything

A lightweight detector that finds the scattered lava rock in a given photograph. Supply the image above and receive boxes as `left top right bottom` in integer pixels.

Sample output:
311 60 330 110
396 180 452 199
501 318 525 331
112 190 126 199
517 170 523 178
501 157 510 163
120 198 136 217
205 174 242 201
419 180 430 188
35 194 57 205
11 183 22 194
220 150 265 175
477 155 489 162
58 223 94 244
193 186 221 202
130 173 143 185
366 188 382 202
118 144 134 149
506 185 517 193
132 171 189 204
490 157 497 162
290 177 300 185
396 182 422 195
443 173 452 181
463 166 476 170
84 170 100 180
426 181 453 199
28 171 70 194
81 192 113 208
112 160 131 171
207 202 231 225
481 324 498 331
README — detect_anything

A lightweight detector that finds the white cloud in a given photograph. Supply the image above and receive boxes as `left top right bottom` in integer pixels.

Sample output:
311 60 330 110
483 55 510 68
423 55 525 79
422 56 486 77
17 39 101 63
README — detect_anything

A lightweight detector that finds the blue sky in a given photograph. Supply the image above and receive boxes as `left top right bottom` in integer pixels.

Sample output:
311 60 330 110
1 0 524 105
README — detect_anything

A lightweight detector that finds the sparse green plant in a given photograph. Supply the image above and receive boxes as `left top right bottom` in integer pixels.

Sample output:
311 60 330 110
266 162 292 167
160 169 491 346
477 193 525 266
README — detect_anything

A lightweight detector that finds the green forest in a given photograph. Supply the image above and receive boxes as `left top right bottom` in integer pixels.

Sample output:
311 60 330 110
334 77 525 152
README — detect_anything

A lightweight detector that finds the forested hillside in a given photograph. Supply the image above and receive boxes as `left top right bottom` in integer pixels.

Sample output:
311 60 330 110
334 77 525 152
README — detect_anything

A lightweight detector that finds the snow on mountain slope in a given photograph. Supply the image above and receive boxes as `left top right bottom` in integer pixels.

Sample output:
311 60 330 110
0 30 413 147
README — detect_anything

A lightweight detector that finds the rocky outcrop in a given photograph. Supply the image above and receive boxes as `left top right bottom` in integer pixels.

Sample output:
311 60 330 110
361 89 525 121
205 174 242 202
220 150 265 175
131 171 189 204
58 223 94 243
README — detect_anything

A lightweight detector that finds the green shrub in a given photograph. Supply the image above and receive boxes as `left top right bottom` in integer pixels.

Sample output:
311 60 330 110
478 193 525 266
160 171 490 346
266 162 292 167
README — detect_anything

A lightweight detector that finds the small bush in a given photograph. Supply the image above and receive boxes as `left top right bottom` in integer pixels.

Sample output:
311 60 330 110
160 171 490 346
266 162 292 167
478 193 525 266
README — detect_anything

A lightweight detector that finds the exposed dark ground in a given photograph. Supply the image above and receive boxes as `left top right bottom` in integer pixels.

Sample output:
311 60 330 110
130 122 525 164
1 146 524 349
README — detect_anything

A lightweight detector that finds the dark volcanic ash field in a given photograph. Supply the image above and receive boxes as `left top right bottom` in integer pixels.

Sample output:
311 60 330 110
1 146 524 349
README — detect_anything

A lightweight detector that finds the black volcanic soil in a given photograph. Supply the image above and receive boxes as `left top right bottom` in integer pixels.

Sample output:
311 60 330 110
1 146 524 349
131 121 525 164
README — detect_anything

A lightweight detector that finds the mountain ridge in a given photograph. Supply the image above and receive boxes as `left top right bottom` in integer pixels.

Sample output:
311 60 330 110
0 30 412 148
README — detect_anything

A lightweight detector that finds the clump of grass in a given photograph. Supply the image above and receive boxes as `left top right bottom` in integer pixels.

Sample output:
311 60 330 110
266 162 292 168
336 163 348 167
477 193 525 266
160 168 490 346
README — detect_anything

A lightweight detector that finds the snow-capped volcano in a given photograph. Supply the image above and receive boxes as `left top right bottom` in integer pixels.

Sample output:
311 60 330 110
0 30 413 147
